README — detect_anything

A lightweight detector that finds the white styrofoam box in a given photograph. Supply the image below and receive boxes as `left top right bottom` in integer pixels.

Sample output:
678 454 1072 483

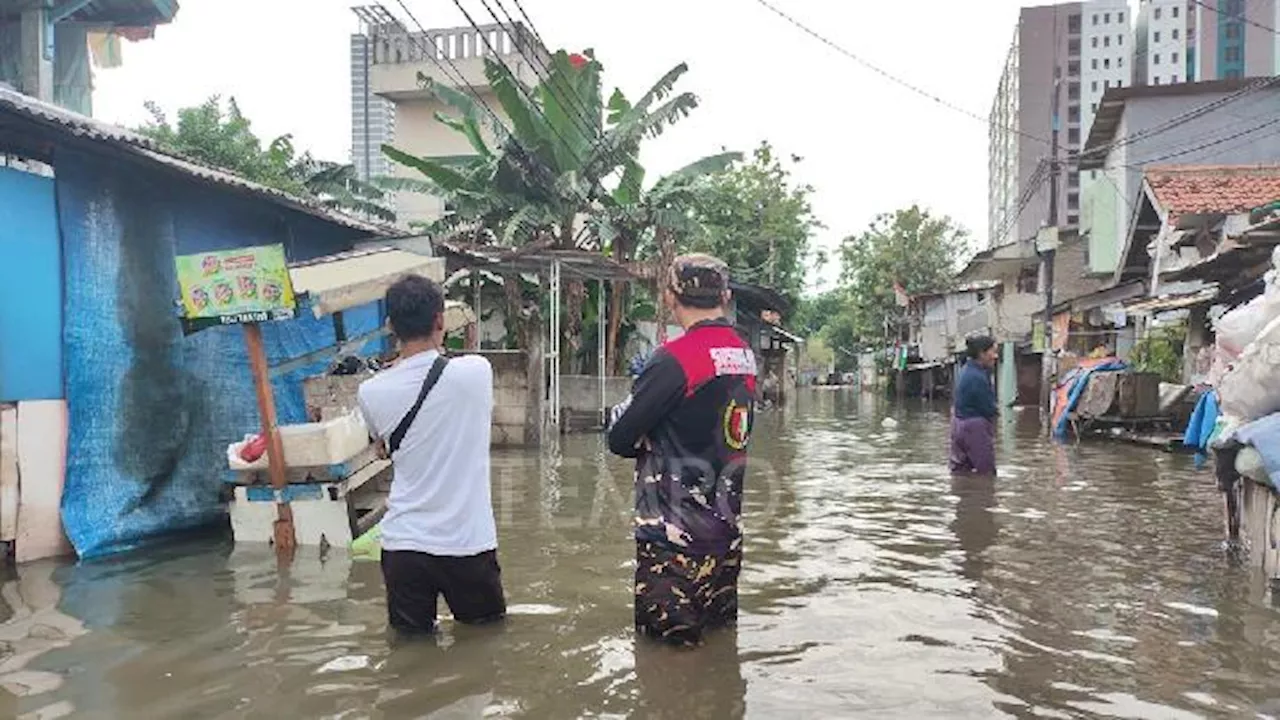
228 412 370 471
278 412 369 467
229 484 353 548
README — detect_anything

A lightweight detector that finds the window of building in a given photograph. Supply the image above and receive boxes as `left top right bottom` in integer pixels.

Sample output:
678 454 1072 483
1226 0 1243 14
1092 36 1099 48
1092 80 1099 92
1154 53 1161 64
1105 12 1111 23
1119 56 1125 67
1172 74 1179 83
1119 34 1124 45
1070 38 1081 54
1069 14 1082 33
1067 192 1080 210
1226 45 1242 62
1172 51 1180 64
1092 102 1099 112
1068 105 1081 123
1154 76 1162 84
1093 13 1100 25
1069 128 1081 144
1068 213 1080 226
1154 31 1161 43
1016 266 1039 293
1118 11 1125 23
1105 35 1112 47
1173 28 1180 40
1068 171 1080 188
1155 7 1162 19
1173 5 1179 18
1104 57 1111 69
1092 58 1099 70
1069 60 1080 75
1226 23 1242 39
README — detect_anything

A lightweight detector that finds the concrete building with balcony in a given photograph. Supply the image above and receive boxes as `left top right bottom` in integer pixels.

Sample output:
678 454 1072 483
350 10 545 228
988 1 1134 250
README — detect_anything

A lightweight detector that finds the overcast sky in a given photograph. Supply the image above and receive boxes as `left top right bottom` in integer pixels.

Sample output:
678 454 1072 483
93 0 1083 291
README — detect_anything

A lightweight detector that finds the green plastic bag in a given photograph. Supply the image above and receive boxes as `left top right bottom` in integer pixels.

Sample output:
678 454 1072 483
351 524 382 561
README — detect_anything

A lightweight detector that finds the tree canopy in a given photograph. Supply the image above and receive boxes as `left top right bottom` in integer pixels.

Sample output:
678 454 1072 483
137 96 394 221
803 205 968 366
681 142 822 302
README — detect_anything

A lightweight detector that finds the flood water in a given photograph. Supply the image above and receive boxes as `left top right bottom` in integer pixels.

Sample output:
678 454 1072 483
3 389 1280 719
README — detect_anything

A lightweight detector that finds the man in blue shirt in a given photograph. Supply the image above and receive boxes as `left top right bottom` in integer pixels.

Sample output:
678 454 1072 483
950 335 999 475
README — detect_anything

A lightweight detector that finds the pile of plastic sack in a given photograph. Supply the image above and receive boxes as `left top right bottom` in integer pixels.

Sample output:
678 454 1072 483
1212 246 1280 415
1206 247 1280 487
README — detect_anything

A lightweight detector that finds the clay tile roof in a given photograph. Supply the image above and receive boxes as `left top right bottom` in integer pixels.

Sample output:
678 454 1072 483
1145 165 1280 218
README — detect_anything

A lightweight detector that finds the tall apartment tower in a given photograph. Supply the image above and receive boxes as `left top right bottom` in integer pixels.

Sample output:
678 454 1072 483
350 31 396 181
1134 0 1280 84
988 1 1133 249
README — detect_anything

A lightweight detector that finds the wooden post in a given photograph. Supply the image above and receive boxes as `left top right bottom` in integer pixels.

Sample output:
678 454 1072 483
243 323 295 559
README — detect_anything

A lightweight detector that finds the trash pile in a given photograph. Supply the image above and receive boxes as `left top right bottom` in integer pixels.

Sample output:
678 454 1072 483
1205 247 1280 490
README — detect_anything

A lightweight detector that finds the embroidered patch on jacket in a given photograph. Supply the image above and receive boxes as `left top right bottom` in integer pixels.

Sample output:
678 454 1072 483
723 400 751 450
710 347 757 376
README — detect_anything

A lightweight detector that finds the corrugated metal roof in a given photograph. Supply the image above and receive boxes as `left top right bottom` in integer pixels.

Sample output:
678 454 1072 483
289 247 445 317
0 86 395 236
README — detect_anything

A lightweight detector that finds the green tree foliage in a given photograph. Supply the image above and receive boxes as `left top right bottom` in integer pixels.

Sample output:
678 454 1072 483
835 205 968 347
139 96 300 192
384 49 723 357
138 96 394 221
1130 324 1186 382
682 142 821 302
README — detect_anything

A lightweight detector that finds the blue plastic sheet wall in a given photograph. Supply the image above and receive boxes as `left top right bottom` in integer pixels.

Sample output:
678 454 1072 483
56 151 381 559
0 166 62 401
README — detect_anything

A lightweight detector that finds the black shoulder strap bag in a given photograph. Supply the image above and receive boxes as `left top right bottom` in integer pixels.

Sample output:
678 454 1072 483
386 355 450 456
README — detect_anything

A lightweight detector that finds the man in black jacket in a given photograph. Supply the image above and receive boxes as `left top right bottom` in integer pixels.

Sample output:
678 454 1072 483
607 254 756 646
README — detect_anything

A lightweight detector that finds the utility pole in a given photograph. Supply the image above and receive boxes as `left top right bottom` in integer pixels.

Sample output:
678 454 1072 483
1039 64 1062 427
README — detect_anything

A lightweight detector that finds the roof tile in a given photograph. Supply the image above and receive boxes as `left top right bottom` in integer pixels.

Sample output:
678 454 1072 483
1145 165 1280 218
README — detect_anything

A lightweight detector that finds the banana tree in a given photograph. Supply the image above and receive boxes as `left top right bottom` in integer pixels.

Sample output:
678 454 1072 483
592 151 741 371
382 49 704 365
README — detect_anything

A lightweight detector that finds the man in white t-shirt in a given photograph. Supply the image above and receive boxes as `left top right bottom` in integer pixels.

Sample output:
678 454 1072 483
357 274 504 634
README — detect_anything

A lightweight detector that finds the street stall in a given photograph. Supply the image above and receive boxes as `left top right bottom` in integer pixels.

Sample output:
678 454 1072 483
175 246 473 554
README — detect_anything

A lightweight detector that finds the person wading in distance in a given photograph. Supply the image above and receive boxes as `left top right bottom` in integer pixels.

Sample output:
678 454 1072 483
606 253 757 646
950 335 1000 476
357 274 505 634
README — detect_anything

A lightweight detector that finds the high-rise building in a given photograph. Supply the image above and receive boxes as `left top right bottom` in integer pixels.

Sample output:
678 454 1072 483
1134 0 1280 84
350 31 397 182
988 1 1133 249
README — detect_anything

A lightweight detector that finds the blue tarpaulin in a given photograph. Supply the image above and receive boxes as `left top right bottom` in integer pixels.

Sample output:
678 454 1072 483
1052 359 1127 440
56 151 380 559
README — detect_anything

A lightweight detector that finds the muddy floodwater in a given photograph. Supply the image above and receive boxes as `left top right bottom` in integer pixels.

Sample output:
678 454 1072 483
3 389 1280 719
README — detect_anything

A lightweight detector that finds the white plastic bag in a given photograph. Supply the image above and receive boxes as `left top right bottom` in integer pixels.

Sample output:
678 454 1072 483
1218 313 1280 422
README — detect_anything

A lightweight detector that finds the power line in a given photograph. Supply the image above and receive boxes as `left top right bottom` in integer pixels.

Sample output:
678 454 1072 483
482 0 625 191
486 0 603 155
1097 114 1280 171
1078 76 1280 164
1191 0 1277 35
751 0 1052 147
994 159 1050 243
380 1 564 203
